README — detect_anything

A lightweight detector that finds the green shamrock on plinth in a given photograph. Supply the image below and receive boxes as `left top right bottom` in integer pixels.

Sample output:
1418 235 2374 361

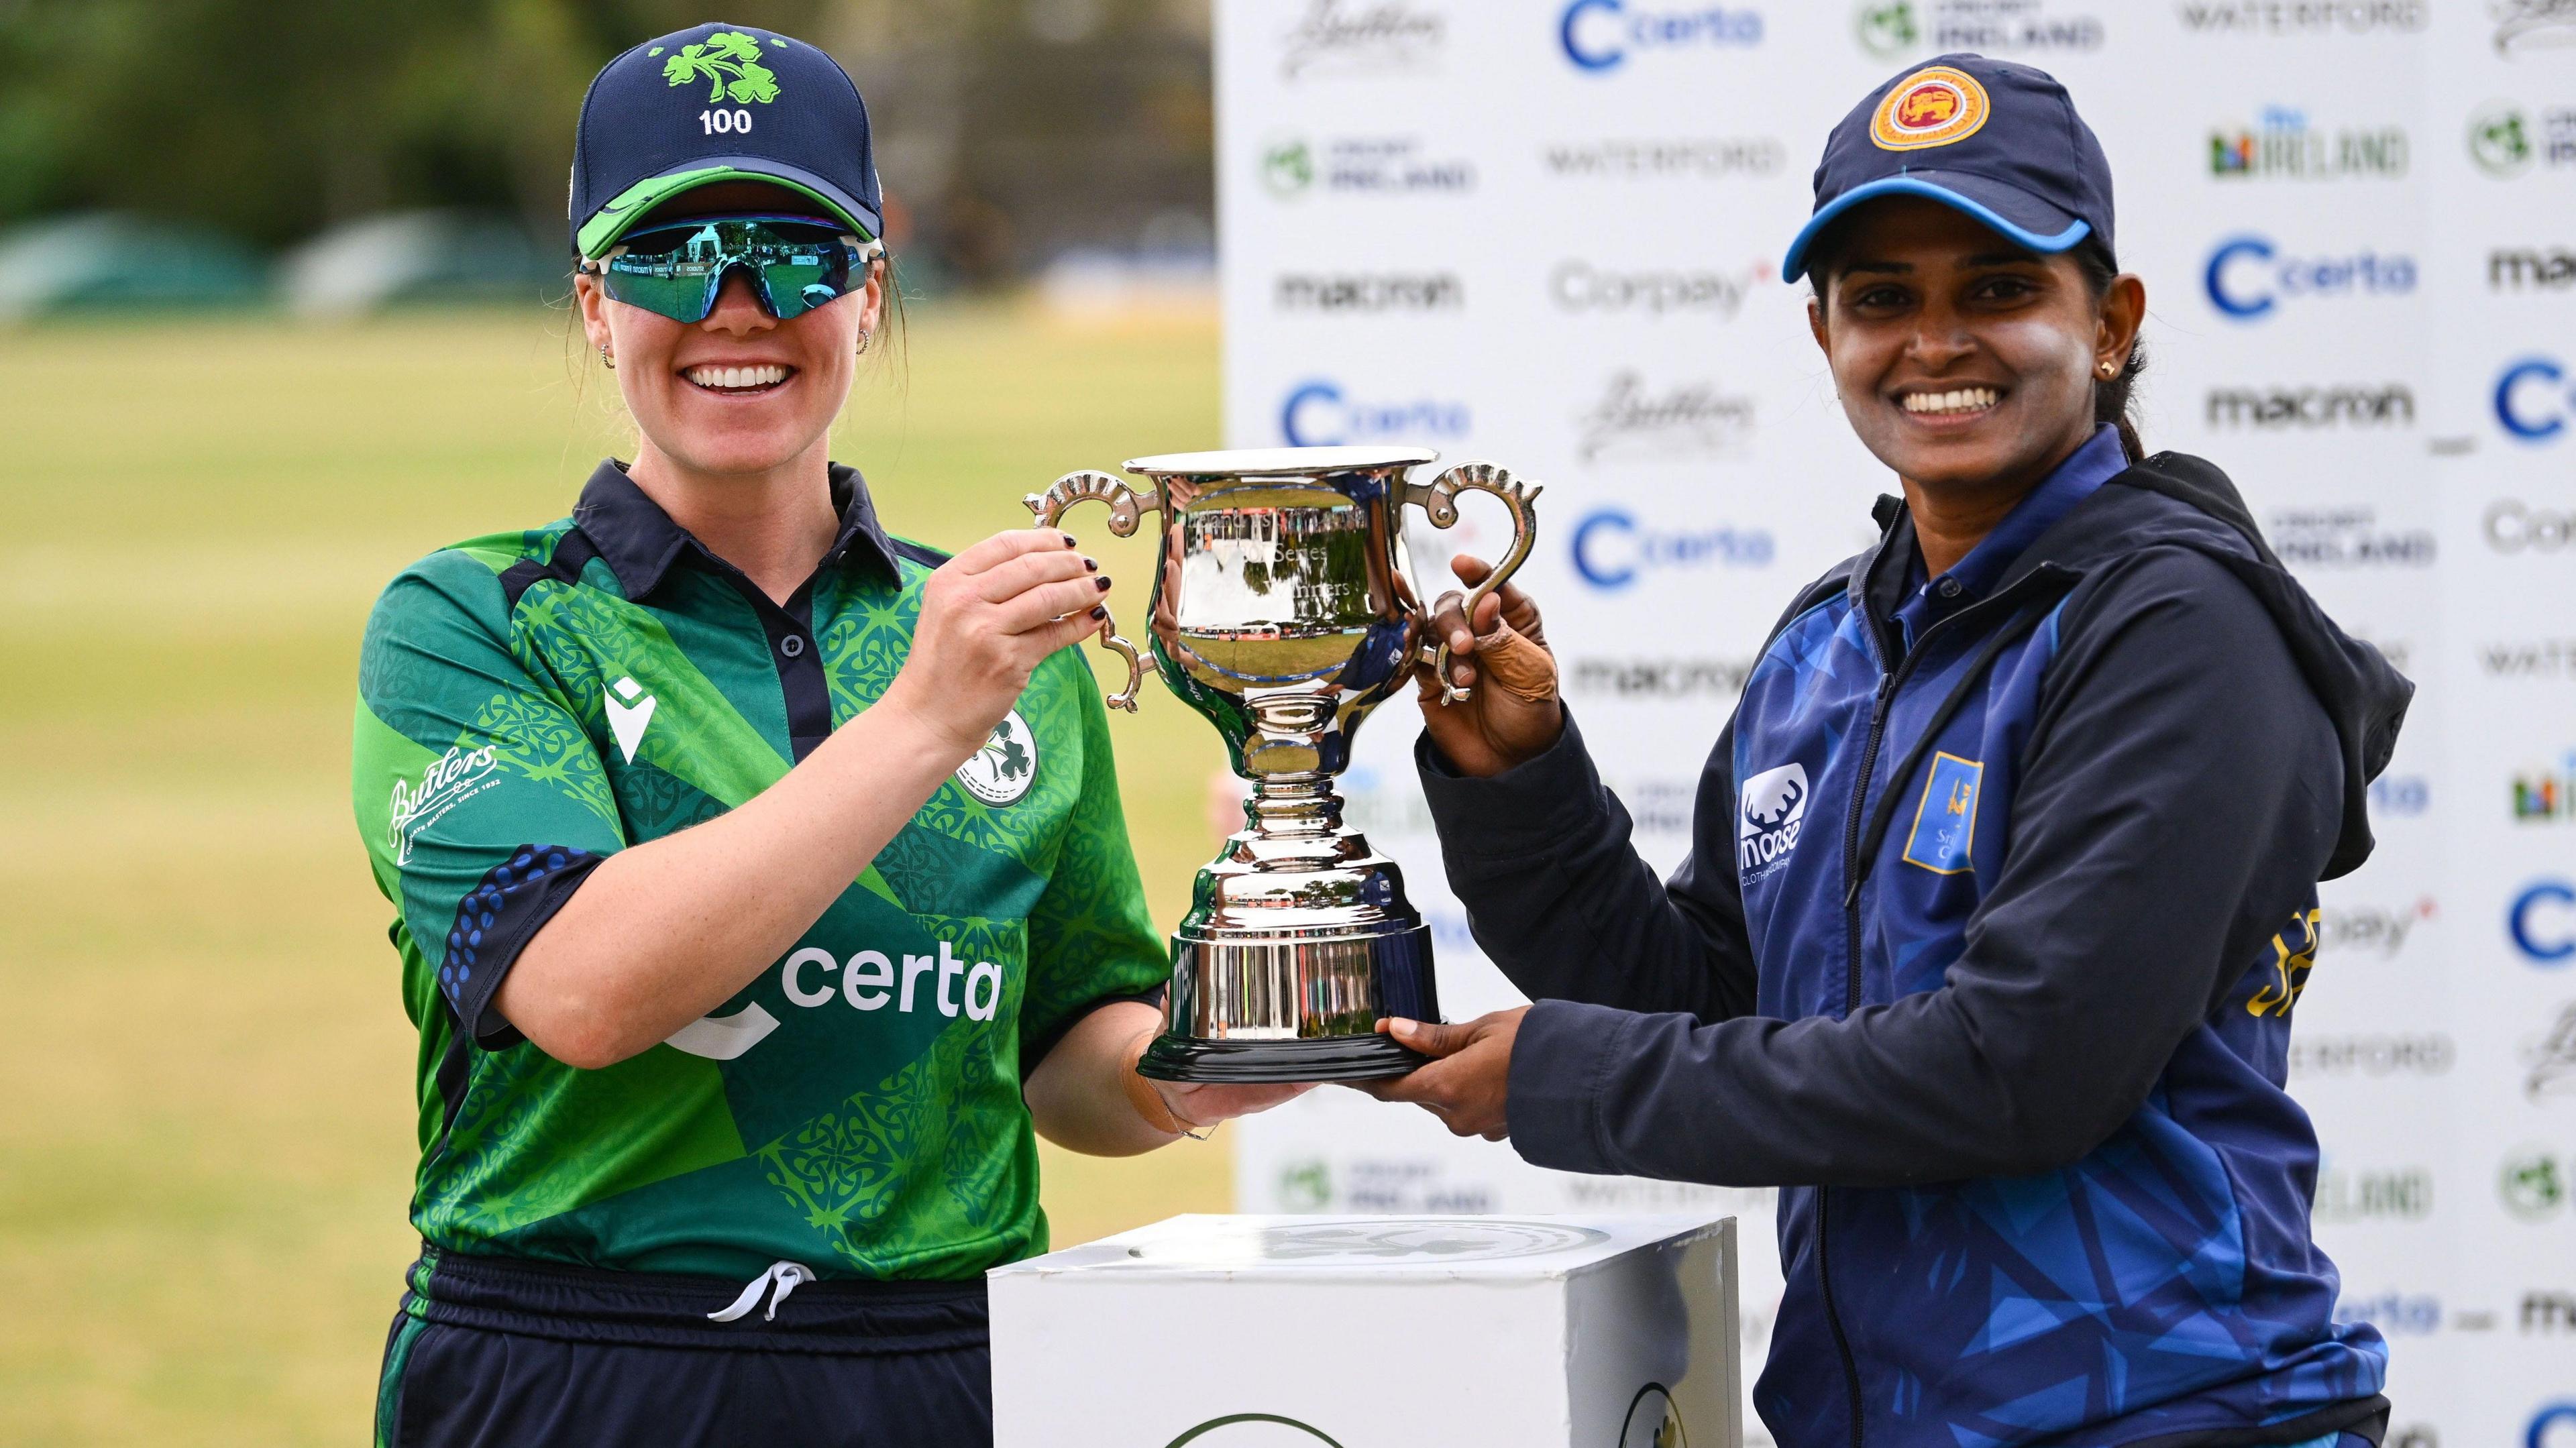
663 30 780 105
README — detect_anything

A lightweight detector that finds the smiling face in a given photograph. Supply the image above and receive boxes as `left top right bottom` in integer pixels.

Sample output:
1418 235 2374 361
574 180 883 480
1806 195 2143 500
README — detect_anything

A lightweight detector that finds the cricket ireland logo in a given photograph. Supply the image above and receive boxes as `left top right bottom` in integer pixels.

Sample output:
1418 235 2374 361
655 30 781 105
955 710 1038 805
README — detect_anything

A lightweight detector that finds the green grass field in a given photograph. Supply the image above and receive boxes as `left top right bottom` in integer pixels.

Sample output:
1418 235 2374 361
0 302 1238 1446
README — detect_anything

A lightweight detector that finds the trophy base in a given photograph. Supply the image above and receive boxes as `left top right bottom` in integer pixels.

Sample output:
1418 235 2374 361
1136 1031 1430 1084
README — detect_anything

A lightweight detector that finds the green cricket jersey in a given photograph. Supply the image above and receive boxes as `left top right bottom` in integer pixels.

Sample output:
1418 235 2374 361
351 460 1167 1282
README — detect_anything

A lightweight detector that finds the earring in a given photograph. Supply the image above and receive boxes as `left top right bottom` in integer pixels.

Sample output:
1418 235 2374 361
2098 360 2117 378
856 328 873 355
600 343 615 370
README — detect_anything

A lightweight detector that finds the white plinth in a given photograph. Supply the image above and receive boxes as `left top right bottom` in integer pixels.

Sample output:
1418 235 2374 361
989 1213 1739 1448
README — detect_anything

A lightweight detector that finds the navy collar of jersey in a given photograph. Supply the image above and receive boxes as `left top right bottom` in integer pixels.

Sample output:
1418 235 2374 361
571 458 902 600
1870 423 2127 640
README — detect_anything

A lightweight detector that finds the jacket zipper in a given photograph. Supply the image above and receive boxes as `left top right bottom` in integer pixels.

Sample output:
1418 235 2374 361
1819 592 1995 1448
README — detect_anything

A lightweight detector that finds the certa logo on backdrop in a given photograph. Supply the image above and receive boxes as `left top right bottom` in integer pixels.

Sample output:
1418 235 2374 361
1557 0 1762 72
2530 1403 2576 1448
2202 234 2417 320
2510 879 2576 964
2496 357 2575 441
1570 506 1775 589
1278 378 1470 447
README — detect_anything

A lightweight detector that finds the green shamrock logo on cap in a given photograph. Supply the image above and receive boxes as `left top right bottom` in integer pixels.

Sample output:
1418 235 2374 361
661 31 780 104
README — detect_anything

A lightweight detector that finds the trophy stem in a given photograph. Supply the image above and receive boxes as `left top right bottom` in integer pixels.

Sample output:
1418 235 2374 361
1137 775 1437 1084
1244 773 1340 838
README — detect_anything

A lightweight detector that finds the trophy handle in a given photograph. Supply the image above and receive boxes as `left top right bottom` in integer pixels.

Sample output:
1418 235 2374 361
1403 460 1544 707
1023 469 1167 712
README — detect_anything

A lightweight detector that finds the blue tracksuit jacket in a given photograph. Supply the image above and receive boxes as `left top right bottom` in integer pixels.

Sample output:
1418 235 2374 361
1417 441 2406 1448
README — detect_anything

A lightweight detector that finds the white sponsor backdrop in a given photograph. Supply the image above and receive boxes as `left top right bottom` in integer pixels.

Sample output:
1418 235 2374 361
1205 2 2575 1443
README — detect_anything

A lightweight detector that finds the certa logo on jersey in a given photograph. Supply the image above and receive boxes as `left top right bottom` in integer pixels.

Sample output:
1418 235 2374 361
1738 762 1809 879
1872 64 1990 150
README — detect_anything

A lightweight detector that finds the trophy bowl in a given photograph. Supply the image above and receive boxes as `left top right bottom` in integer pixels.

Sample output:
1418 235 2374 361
1026 445 1540 1082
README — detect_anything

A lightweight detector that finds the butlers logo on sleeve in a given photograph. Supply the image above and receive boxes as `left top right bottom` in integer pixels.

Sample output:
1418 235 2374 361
2265 508 2434 567
1574 371 1755 462
1275 0 1446 80
388 745 500 865
2208 107 2408 180
1854 0 2105 59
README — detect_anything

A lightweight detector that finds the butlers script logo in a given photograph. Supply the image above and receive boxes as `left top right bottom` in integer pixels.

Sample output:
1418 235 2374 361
2493 0 2576 55
1738 762 1809 880
1277 0 1446 80
1576 370 1756 463
388 745 498 866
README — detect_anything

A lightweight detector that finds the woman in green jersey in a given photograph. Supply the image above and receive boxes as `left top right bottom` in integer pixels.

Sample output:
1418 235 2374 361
351 24 1293 1448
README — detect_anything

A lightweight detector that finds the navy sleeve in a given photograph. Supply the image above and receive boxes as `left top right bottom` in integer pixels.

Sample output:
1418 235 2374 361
1415 707 1760 1023
1505 549 2343 1186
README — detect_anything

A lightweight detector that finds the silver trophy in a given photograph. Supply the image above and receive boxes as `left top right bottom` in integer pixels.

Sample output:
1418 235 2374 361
1026 446 1540 1082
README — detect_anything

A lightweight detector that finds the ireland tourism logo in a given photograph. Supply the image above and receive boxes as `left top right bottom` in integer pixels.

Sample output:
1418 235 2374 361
657 30 782 104
956 710 1038 805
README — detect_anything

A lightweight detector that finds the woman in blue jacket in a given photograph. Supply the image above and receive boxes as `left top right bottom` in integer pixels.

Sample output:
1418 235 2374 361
1373 54 2406 1448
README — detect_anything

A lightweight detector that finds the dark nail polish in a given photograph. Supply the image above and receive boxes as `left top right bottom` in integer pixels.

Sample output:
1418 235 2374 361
1083 556 1098 571
1095 575 1112 591
1089 604 1108 620
1061 532 1079 548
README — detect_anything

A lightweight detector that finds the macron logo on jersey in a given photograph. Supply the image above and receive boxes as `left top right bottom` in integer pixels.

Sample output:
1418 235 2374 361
605 675 657 763
1738 761 1808 879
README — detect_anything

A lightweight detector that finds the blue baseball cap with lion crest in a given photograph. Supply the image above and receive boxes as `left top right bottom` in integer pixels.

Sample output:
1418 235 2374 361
569 21 883 259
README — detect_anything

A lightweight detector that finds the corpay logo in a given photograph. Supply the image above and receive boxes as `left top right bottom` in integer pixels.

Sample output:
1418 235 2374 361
1738 761 1809 877
1559 0 1763 72
2204 234 2416 321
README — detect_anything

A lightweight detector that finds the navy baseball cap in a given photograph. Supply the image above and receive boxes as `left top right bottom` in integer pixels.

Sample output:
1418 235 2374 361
1782 54 2112 283
570 22 882 259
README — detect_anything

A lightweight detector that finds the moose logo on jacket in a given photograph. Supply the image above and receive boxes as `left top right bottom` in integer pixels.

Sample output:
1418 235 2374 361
1737 762 1809 879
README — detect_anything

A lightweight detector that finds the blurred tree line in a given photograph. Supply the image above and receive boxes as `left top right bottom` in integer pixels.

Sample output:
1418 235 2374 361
0 0 1212 283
